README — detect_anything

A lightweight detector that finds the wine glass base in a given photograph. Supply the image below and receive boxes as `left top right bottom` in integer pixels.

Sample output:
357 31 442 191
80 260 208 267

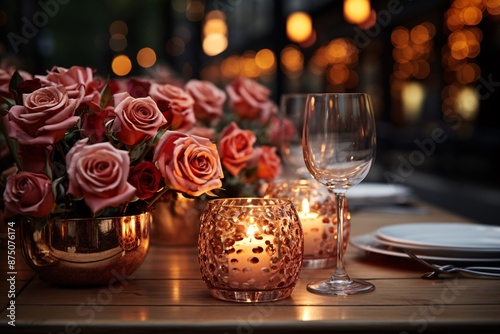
307 279 375 296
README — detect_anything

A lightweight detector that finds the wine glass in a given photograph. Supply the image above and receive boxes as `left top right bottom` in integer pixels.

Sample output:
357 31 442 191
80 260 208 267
302 93 376 295
278 94 310 178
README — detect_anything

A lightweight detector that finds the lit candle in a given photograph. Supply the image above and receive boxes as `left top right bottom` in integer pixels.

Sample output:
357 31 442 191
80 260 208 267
297 198 323 257
228 219 274 289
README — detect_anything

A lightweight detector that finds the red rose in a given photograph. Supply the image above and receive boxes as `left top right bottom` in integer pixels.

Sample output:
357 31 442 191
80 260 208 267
217 122 256 176
18 145 52 173
127 78 152 98
0 67 32 99
153 131 224 197
128 161 162 200
3 171 54 218
16 79 42 97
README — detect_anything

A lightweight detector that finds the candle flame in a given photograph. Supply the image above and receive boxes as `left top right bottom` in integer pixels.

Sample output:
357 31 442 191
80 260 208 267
302 198 310 214
246 223 256 236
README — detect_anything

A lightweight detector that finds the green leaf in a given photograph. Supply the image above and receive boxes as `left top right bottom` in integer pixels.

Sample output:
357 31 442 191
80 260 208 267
100 81 112 110
9 71 25 105
128 142 147 162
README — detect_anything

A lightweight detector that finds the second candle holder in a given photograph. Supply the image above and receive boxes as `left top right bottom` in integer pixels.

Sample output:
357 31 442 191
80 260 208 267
265 179 350 268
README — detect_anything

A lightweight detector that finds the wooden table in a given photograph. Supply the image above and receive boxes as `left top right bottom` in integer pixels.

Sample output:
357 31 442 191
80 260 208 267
1 202 499 333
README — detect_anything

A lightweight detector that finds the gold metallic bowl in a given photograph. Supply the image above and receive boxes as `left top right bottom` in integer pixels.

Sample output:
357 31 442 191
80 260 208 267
20 212 151 286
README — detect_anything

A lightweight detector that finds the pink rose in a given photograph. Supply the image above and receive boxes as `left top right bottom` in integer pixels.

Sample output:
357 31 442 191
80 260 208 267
217 122 256 176
153 131 224 197
267 115 296 145
149 83 195 130
66 138 136 213
226 77 277 123
36 65 92 102
128 161 162 200
184 79 226 122
3 171 54 218
3 86 80 146
112 92 167 146
186 126 216 141
253 146 282 181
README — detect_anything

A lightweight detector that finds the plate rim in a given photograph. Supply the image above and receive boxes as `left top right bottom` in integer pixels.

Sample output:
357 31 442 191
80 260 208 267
350 233 500 263
376 222 500 250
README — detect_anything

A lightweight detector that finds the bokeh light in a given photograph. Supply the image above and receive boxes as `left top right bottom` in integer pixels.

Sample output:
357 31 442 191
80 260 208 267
111 55 132 76
286 12 313 43
137 47 157 68
343 0 371 24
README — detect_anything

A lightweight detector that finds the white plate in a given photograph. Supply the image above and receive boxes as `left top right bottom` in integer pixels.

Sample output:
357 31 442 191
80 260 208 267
372 234 500 258
350 234 500 263
376 223 500 250
347 183 413 205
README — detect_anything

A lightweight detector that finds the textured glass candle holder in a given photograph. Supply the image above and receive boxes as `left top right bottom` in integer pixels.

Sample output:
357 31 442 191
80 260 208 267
265 179 350 268
198 198 303 303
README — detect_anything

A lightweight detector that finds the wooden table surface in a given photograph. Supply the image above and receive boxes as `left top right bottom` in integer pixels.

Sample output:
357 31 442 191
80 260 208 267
1 202 499 334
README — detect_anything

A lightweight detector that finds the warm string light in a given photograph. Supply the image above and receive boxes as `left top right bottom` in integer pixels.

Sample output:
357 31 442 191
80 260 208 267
343 0 371 24
202 10 228 56
441 0 496 122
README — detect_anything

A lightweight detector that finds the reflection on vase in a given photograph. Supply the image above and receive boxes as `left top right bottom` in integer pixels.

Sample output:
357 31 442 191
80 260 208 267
20 212 151 286
151 192 206 246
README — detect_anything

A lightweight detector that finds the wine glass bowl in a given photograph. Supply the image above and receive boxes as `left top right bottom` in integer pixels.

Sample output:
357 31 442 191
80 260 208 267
302 93 376 295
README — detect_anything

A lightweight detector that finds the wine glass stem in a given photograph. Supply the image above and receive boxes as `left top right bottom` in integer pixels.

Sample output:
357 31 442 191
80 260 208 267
332 192 350 282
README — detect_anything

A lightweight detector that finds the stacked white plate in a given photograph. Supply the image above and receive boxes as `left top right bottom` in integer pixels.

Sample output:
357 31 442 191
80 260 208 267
350 222 500 263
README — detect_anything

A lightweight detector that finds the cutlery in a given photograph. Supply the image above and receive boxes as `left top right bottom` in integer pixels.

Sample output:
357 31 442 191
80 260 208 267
404 250 500 279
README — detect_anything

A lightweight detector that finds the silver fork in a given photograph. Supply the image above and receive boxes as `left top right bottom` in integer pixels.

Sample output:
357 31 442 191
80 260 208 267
404 250 500 279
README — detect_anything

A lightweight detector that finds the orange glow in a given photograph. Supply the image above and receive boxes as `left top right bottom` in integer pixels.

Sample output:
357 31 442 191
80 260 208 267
327 64 349 85
242 53 260 78
203 34 227 56
281 46 303 72
221 56 241 78
450 40 469 59
204 18 227 36
137 47 156 68
461 6 482 25
286 12 313 43
112 55 132 76
109 20 128 36
410 25 430 44
486 0 500 15
344 0 371 24
255 49 276 71
186 0 204 22
358 9 377 30
391 27 410 48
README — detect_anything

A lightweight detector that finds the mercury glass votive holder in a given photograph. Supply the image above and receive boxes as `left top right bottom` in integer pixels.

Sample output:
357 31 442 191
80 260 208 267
265 179 351 269
198 198 303 303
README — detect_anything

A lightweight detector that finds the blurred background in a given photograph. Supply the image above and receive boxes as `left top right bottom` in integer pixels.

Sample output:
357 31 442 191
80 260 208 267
1 0 499 223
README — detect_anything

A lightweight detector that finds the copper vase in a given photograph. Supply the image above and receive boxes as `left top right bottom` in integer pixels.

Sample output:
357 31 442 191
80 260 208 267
20 212 151 286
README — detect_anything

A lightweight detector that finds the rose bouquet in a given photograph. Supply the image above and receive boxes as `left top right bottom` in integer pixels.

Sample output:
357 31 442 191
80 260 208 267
0 64 283 227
